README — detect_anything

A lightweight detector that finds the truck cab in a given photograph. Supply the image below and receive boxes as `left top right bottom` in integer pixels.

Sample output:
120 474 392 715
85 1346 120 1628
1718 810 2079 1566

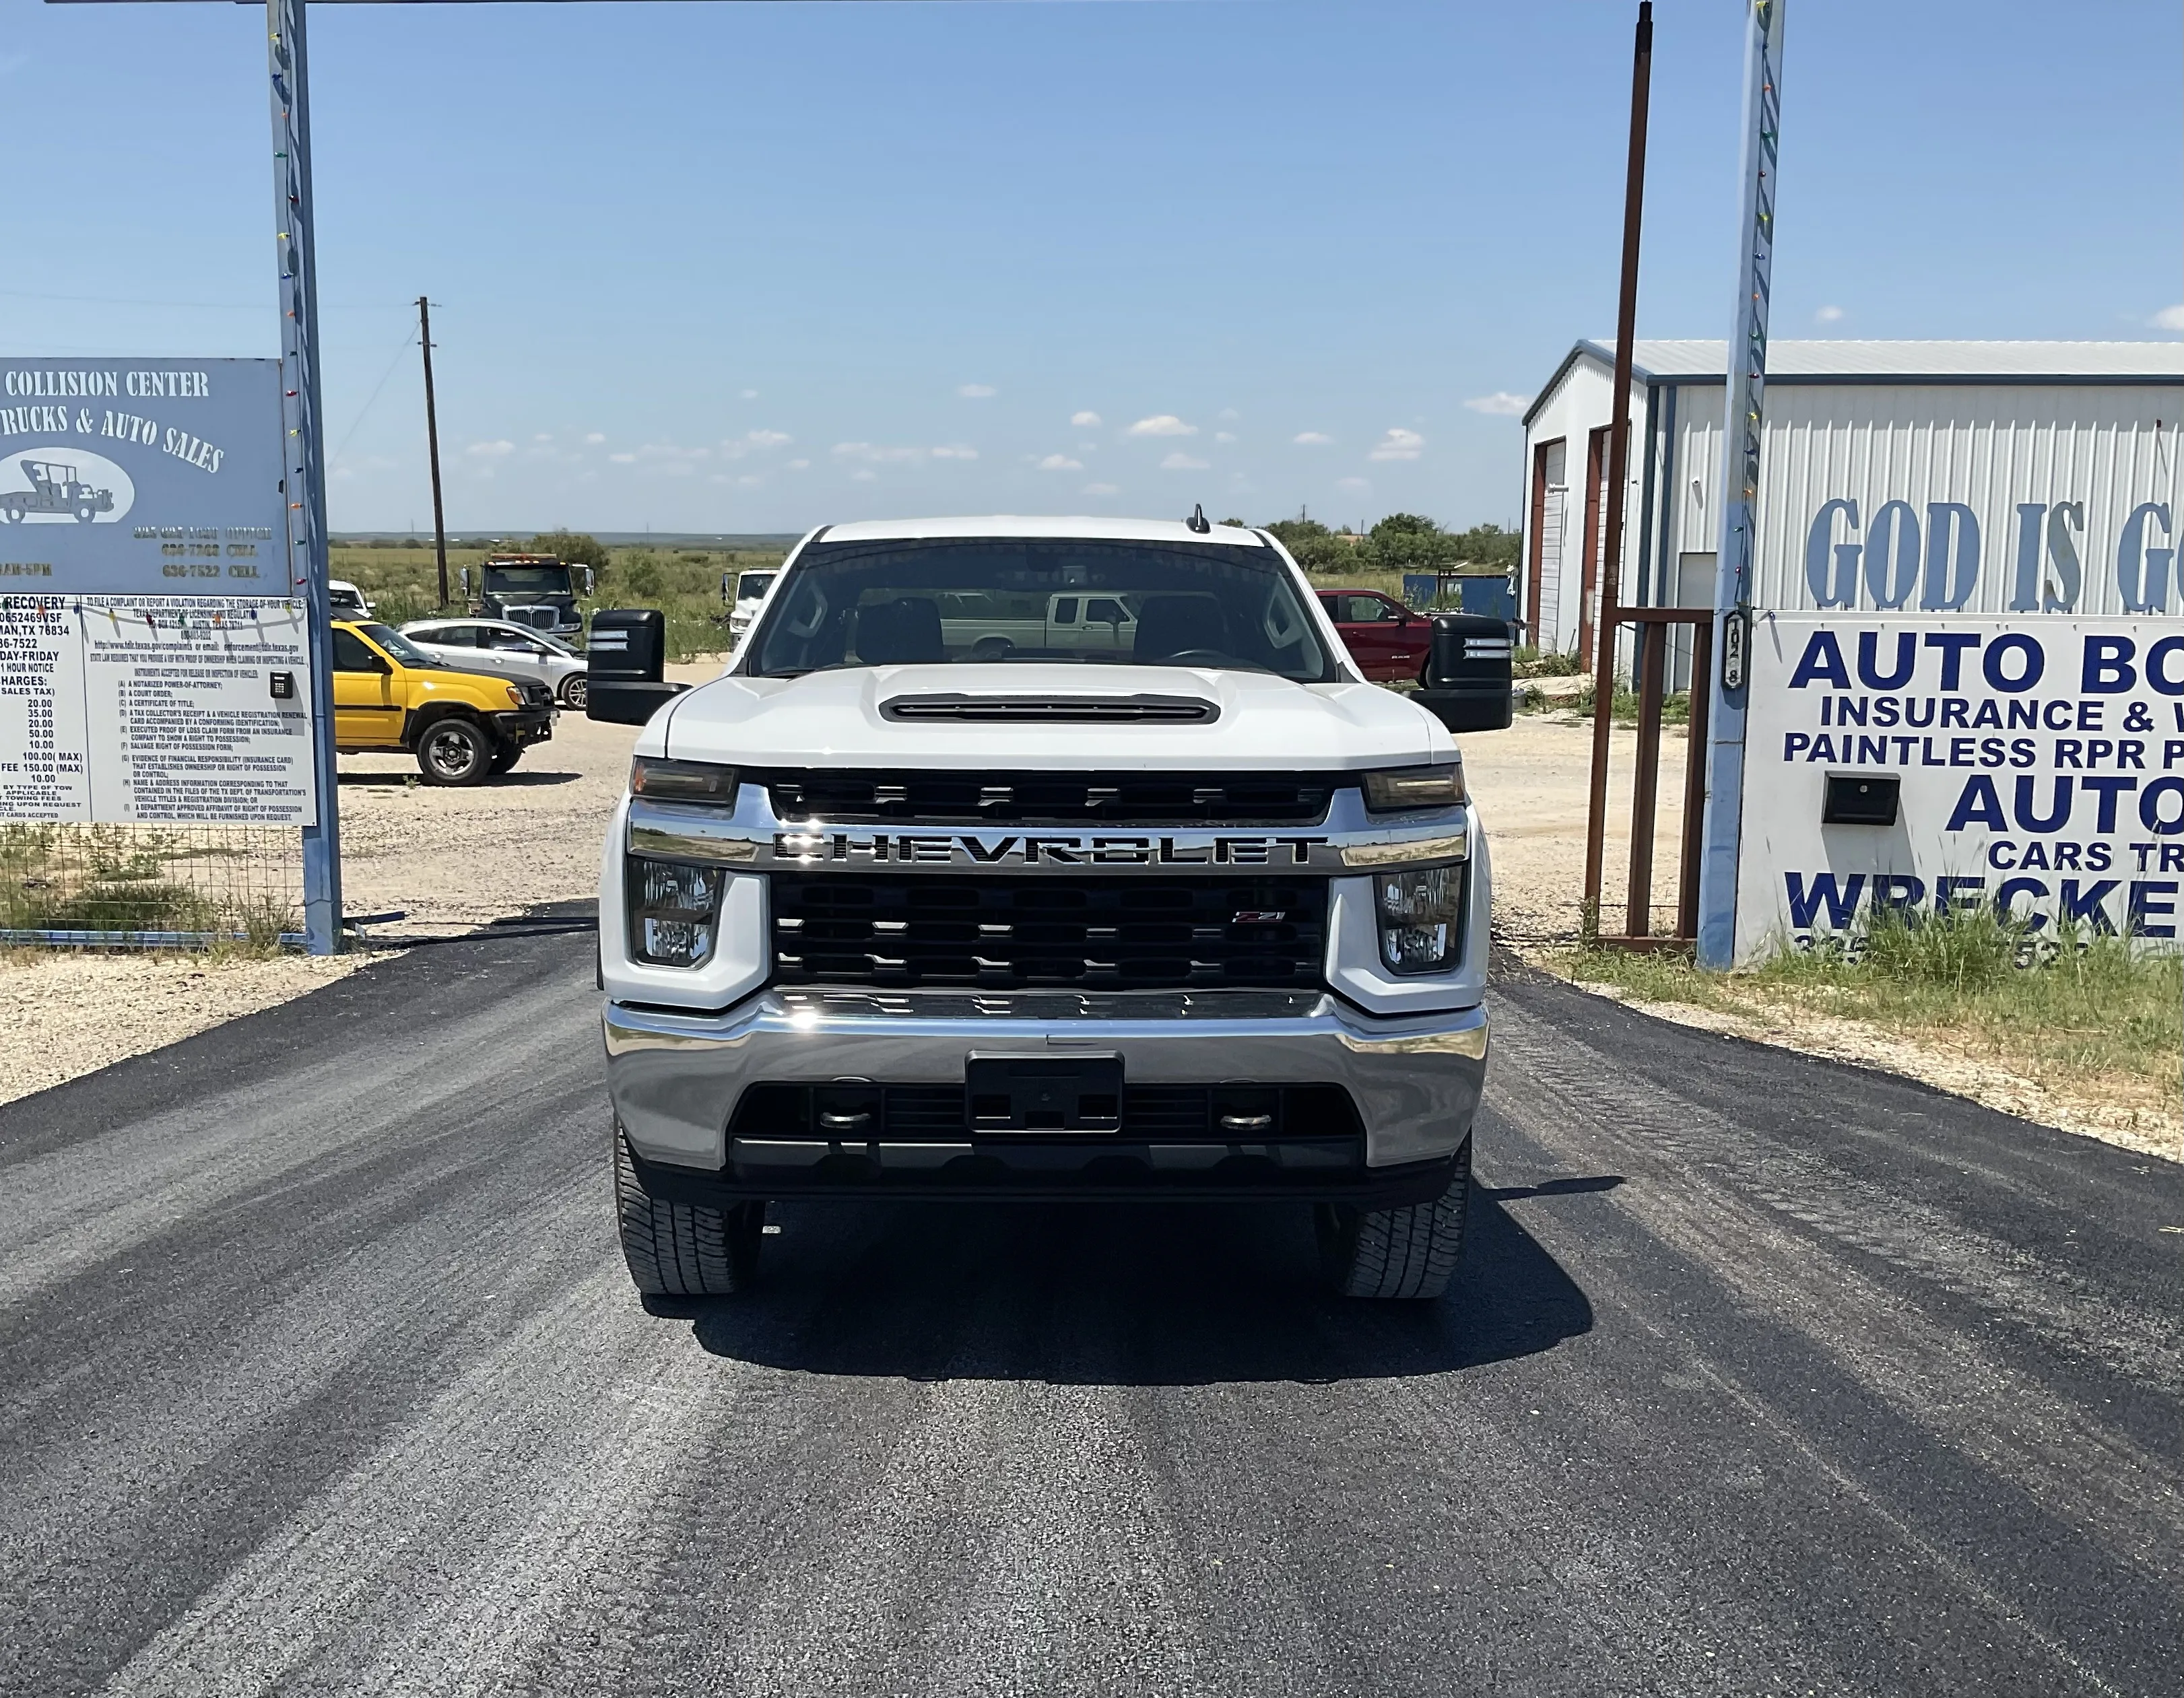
471 554 593 642
592 516 1511 1303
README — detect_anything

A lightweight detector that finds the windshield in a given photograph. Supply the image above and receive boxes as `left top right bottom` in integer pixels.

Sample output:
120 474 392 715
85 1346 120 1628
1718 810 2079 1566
484 566 570 594
749 537 1332 681
360 623 437 669
735 573 776 601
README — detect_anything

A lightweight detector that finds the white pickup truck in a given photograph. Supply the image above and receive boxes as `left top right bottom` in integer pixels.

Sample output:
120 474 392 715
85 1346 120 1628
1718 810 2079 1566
593 516 1510 1302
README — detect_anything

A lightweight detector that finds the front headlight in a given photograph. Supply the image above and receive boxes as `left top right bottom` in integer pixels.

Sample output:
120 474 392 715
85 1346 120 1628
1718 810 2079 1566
627 856 724 967
504 684 525 708
1363 763 1467 811
631 757 738 805
1375 864 1463 974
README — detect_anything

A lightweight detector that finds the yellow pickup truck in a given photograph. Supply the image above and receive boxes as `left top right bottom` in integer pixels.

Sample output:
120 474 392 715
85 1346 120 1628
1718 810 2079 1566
331 619 555 785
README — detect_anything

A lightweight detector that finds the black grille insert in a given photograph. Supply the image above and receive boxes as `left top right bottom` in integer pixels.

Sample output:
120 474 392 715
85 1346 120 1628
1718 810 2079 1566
770 873 1326 991
757 769 1333 825
731 1083 1362 1143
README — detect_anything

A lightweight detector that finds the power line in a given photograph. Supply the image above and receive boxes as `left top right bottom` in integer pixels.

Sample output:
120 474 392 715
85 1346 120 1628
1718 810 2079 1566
0 287 415 312
328 324 424 469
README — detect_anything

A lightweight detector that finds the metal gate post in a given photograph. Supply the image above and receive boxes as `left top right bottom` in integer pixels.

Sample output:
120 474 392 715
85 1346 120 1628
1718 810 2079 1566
268 0 343 954
1696 0 1785 969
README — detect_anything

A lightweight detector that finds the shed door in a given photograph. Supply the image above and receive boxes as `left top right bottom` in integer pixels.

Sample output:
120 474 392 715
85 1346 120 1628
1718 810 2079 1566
1535 440 1568 650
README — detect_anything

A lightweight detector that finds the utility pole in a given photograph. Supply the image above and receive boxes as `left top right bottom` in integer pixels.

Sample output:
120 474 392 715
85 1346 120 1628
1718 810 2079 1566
1581 1 1655 935
418 296 450 607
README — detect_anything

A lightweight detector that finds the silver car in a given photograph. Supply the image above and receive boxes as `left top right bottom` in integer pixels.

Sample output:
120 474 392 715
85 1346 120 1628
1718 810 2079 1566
400 617 589 708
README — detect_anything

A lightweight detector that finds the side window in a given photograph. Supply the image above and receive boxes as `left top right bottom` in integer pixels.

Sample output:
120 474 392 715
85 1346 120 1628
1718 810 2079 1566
1369 597 1405 622
1051 597 1080 625
331 629 385 673
487 630 533 650
429 625 473 647
1084 597 1126 625
1330 595 1365 623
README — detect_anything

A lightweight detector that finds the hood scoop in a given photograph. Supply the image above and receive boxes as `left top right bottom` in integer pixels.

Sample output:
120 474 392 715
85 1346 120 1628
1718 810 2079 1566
880 692 1218 725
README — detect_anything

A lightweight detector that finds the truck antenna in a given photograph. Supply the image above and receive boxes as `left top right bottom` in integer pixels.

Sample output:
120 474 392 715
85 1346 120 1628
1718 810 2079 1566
1186 502 1211 535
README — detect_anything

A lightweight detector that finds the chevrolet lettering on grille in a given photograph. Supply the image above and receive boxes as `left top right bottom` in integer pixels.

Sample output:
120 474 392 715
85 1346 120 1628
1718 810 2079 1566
773 831 1332 867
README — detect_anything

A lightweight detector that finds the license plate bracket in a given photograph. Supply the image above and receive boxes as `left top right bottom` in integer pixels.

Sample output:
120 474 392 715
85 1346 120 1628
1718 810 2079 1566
965 1053 1123 1134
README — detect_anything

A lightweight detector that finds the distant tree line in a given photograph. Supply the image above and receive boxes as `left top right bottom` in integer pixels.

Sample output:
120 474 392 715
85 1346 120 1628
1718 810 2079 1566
1251 514 1521 575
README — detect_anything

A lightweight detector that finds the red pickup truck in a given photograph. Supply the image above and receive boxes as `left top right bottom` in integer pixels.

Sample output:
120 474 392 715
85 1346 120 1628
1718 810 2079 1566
1315 588 1432 683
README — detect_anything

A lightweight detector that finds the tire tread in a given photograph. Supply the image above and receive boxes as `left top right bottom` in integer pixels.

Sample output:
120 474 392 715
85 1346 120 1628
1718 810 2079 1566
614 1124 760 1297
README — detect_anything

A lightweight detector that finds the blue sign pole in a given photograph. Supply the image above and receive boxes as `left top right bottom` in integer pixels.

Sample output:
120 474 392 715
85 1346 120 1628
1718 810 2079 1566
267 0 343 955
1696 0 1785 970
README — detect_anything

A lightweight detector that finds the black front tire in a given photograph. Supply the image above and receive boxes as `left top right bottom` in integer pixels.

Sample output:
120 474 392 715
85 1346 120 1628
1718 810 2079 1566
1318 1139 1471 1299
415 716 493 786
615 1125 764 1298
490 745 523 776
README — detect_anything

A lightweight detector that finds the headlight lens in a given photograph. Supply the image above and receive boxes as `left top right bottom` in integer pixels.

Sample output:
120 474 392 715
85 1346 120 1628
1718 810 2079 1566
1375 864 1463 974
1363 763 1467 811
627 856 724 967
631 757 738 805
504 684 525 708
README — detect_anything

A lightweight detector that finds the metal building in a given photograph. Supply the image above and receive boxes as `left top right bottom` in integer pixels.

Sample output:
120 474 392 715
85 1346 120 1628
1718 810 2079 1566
1518 341 2184 678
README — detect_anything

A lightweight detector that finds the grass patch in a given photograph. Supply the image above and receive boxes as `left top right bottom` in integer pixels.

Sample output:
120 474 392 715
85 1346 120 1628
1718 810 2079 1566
1560 903 2183 1103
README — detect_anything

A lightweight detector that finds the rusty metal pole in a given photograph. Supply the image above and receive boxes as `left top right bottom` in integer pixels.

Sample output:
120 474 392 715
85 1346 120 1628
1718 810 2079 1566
1580 0 1655 939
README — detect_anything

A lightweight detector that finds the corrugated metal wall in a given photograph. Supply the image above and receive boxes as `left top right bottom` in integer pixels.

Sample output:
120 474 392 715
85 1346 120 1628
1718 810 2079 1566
1731 384 2184 617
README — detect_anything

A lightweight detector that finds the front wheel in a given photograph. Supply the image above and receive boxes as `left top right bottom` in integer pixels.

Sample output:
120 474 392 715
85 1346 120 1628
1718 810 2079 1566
75 504 98 522
2 502 24 523
1318 1138 1471 1299
415 716 493 786
615 1124 764 1298
559 673 588 709
489 745 523 776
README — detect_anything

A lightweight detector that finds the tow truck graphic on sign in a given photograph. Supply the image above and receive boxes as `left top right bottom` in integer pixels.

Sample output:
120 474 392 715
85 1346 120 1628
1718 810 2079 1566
0 448 133 524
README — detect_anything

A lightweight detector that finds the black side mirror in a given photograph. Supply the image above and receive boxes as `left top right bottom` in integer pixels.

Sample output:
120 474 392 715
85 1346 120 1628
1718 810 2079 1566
1415 613 1514 733
587 607 690 725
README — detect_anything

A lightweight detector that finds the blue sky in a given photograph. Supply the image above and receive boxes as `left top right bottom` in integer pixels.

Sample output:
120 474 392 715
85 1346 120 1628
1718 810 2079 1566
7 0 2179 534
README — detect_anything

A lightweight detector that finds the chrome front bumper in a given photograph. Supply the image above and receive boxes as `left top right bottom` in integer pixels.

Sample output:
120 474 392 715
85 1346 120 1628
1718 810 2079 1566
605 988 1486 1179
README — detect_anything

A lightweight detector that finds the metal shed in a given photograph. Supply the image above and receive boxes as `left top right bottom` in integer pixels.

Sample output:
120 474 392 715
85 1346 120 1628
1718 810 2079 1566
1518 340 2184 679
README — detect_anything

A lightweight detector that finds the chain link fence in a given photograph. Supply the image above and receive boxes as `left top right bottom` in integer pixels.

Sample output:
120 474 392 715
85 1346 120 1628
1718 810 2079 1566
0 823 303 948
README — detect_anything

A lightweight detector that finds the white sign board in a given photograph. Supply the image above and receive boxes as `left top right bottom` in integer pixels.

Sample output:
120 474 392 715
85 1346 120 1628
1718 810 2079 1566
1736 613 2184 963
0 596 317 825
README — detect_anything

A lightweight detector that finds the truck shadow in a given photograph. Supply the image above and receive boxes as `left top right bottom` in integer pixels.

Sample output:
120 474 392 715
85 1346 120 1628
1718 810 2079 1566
679 1181 1596 1386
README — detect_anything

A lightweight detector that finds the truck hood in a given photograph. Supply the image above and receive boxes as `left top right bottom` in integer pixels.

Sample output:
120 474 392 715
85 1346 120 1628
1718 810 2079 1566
658 663 1452 771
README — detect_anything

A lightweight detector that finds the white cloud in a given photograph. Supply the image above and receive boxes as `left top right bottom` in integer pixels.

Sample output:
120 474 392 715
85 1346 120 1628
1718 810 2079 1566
1462 393 1529 417
1036 453 1084 472
1815 304 1845 324
1337 476 1372 494
532 432 554 443
1292 431 1334 446
1214 432 1237 444
1081 482 1120 496
1071 410 1102 427
740 428 793 450
787 459 811 471
851 469 878 481
583 432 606 444
931 444 980 461
958 383 998 399
740 388 760 399
1218 408 1240 421
1368 427 1425 461
2154 304 2184 331
608 452 636 464
1160 451 1210 471
834 442 923 464
465 439 514 458
1127 415 1197 438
